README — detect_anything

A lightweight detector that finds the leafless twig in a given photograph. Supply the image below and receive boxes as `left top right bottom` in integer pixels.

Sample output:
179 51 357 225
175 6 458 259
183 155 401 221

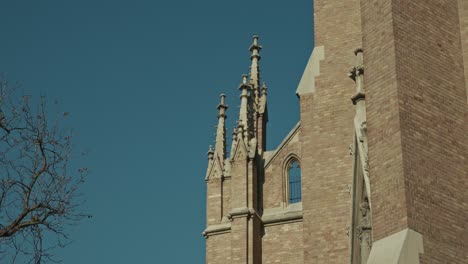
0 77 89 263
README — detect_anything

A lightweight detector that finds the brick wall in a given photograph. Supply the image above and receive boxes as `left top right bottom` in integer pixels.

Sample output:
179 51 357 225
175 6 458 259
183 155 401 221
207 178 223 225
262 222 304 264
206 233 231 264
362 0 468 263
222 178 231 218
460 0 468 99
300 0 362 262
360 0 406 240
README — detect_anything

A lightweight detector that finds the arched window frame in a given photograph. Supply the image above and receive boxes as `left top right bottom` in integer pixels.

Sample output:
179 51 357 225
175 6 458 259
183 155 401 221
283 155 302 206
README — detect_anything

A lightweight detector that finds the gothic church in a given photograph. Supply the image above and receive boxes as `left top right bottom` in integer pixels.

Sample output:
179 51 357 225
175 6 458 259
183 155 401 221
203 1 468 263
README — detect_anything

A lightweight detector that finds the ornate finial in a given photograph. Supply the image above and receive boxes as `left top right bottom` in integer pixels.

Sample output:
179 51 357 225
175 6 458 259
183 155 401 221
261 82 268 95
207 145 214 160
249 36 262 98
237 121 244 133
217 94 228 117
238 74 250 135
214 93 227 159
253 35 259 45
249 35 262 54
242 74 248 85
220 94 226 105
232 127 238 141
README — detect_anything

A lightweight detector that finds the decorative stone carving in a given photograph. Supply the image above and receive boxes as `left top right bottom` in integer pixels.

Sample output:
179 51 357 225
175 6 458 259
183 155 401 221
358 195 372 262
349 48 373 264
248 138 257 159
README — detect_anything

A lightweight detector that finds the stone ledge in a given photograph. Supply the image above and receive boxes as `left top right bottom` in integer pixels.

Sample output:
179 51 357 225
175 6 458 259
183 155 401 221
203 205 303 238
367 228 424 264
202 222 231 238
262 203 303 226
296 45 325 96
227 207 261 221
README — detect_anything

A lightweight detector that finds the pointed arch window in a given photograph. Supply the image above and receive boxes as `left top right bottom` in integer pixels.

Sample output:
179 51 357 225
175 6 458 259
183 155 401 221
288 160 302 204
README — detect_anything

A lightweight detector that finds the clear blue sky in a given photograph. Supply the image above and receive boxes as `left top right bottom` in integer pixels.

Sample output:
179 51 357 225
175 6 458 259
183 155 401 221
0 0 313 263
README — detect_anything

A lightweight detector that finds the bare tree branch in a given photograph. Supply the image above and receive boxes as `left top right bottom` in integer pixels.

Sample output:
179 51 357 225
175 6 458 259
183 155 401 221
0 77 89 263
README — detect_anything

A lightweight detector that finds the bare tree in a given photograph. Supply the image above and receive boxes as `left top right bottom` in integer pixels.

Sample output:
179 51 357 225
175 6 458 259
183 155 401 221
0 78 89 263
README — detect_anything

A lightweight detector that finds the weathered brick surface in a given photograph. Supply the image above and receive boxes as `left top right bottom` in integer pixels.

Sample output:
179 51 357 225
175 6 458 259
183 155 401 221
458 1 468 258
300 0 362 262
460 0 468 99
263 165 282 209
230 218 248 264
262 222 304 264
360 0 407 240
207 178 223 225
230 153 248 210
362 0 468 263
206 233 231 264
222 178 231 218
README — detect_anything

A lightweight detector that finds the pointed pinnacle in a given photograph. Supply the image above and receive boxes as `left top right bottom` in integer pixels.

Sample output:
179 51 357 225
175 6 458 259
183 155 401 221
207 145 214 159
253 35 259 45
217 93 228 112
220 94 226 105
242 74 248 85
249 35 262 52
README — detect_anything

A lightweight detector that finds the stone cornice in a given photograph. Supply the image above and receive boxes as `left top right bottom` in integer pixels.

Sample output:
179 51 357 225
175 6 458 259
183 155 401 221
202 222 231 238
261 203 303 226
203 205 304 238
227 207 261 221
296 46 325 96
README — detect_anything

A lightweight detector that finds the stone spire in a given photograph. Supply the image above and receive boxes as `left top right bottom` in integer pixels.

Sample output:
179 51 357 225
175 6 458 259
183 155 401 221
257 82 268 153
259 82 268 112
238 74 250 138
214 94 228 160
205 94 228 182
205 145 215 180
249 35 262 98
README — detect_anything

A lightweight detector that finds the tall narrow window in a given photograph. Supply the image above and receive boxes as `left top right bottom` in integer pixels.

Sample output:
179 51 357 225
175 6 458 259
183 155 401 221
288 160 301 203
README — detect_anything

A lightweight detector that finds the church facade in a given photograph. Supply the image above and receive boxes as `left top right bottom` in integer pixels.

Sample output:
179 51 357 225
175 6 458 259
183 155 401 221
203 1 468 263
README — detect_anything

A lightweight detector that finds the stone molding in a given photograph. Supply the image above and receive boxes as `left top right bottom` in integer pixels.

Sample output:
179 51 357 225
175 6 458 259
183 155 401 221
204 204 303 238
366 228 424 264
227 207 261 221
262 203 303 226
296 45 325 96
202 222 231 238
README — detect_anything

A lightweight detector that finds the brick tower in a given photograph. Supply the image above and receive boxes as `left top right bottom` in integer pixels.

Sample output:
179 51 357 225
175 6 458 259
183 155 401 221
203 1 468 263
